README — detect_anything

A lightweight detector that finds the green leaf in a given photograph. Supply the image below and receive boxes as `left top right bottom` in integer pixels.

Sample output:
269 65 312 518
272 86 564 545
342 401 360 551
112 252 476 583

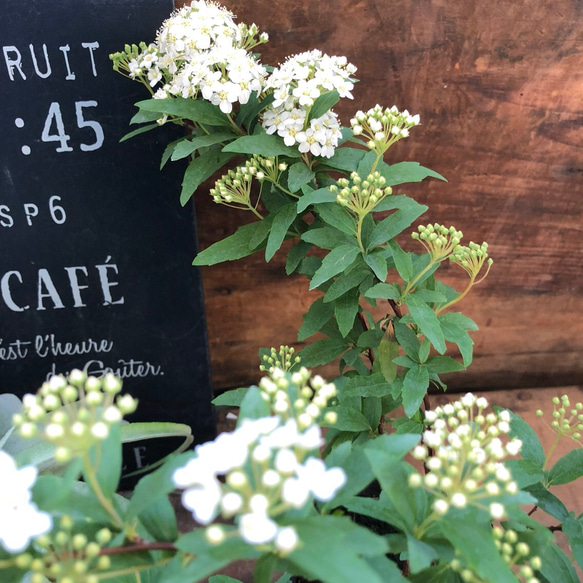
238 386 271 422
439 517 516 583
341 373 390 398
503 409 545 468
547 448 583 485
363 251 388 282
287 162 316 193
286 241 312 275
236 91 274 131
563 514 583 571
265 203 297 261
377 160 447 186
193 221 268 266
405 293 446 354
438 312 477 366
298 297 335 341
286 516 387 583
368 197 428 248
317 147 366 172
316 203 357 236
402 365 430 417
378 336 399 383
365 282 400 300
406 534 439 574
324 263 369 302
180 149 235 205
253 553 278 583
524 482 569 521
297 338 348 368
212 387 248 407
171 132 237 161
309 244 360 290
388 240 413 282
503 459 545 488
136 97 231 127
537 537 580 583
308 90 340 122
223 133 301 157
394 319 421 360
119 122 160 143
297 188 337 212
301 226 349 250
425 356 465 374
335 291 360 337
320 405 372 431
137 495 178 542
130 107 162 125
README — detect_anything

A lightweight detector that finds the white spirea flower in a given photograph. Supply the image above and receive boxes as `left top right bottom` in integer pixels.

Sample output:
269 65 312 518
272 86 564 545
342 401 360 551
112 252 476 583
489 502 506 519
275 526 299 553
238 511 279 545
0 451 52 553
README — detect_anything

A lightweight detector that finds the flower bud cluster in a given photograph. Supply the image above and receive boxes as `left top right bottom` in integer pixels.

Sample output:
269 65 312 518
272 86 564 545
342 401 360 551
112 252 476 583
210 166 254 209
451 526 541 583
350 104 420 155
408 393 522 520
173 369 345 554
259 345 301 374
110 1 268 115
13 371 137 463
257 367 338 430
536 394 583 445
330 171 393 217
412 223 463 262
450 241 493 282
261 50 357 158
245 154 288 185
23 516 113 583
0 451 51 554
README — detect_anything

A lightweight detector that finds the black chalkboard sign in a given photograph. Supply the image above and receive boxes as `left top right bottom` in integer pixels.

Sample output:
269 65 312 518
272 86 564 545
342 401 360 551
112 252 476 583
0 0 215 472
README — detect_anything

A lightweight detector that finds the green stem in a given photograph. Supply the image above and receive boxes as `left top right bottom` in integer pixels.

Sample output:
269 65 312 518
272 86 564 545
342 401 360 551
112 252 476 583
435 276 475 315
356 217 366 253
369 152 383 174
98 558 172 580
226 113 245 136
83 454 124 529
402 258 439 297
543 435 562 470
413 511 438 540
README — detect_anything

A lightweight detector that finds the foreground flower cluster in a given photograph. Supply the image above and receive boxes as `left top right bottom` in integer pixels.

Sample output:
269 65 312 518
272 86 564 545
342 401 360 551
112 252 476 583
173 368 345 553
409 393 522 520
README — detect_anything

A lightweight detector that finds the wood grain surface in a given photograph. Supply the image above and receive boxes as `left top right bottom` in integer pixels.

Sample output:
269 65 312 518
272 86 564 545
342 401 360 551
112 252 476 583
166 0 583 393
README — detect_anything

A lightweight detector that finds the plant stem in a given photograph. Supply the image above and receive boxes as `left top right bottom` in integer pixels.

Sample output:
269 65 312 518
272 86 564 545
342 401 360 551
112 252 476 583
83 454 124 529
543 435 562 470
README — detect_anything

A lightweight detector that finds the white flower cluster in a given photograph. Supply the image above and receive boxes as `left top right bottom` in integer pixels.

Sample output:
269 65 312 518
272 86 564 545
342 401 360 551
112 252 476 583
13 371 137 463
351 104 420 155
408 393 522 520
125 1 268 114
261 50 357 158
173 415 345 553
0 451 51 553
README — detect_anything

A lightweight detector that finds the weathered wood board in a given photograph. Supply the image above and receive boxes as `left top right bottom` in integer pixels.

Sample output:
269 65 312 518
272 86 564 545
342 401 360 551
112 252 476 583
170 0 583 392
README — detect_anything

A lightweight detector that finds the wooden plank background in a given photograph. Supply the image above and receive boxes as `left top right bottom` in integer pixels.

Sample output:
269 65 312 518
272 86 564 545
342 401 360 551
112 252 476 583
168 0 583 393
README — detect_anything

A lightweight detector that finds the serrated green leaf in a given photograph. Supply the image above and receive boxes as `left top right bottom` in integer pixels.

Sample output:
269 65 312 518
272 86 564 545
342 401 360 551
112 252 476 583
503 409 546 468
406 534 439 574
222 133 301 157
316 203 357 236
425 356 465 374
324 264 369 303
265 203 297 261
524 482 569 521
378 336 399 383
320 406 371 431
368 198 427 248
547 448 583 485
287 161 316 192
402 365 429 417
503 459 545 489
193 221 268 266
297 338 348 367
297 188 337 212
364 251 388 282
335 291 360 337
388 239 413 282
212 387 248 407
316 147 366 172
405 294 446 354
136 97 231 127
171 132 236 161
180 149 235 205
308 90 340 122
365 282 401 300
286 241 312 274
119 122 160 143
377 160 447 186
130 107 163 125
563 515 583 571
341 373 390 398
301 226 350 250
309 244 360 289
394 319 421 360
298 297 335 341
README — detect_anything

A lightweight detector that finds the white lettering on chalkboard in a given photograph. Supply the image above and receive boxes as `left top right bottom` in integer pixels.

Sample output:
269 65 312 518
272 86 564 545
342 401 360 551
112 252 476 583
2 42 100 81
34 334 113 358
1 260 124 311
45 358 165 380
0 196 67 228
